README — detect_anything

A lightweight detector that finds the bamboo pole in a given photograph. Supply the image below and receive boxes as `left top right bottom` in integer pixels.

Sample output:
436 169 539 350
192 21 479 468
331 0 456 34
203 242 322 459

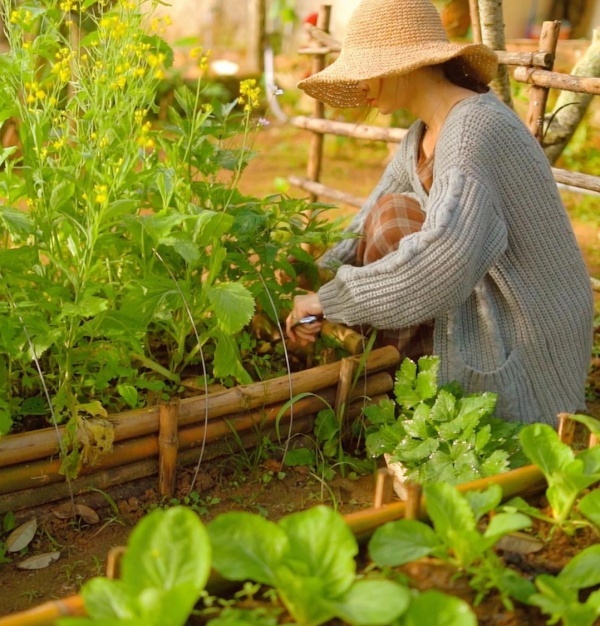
403 484 423 520
306 5 331 204
0 346 400 469
514 66 600 96
557 412 577 445
524 21 561 142
158 400 179 498
551 167 600 194
290 116 408 143
288 176 366 208
346 462 546 541
373 468 394 508
0 595 86 626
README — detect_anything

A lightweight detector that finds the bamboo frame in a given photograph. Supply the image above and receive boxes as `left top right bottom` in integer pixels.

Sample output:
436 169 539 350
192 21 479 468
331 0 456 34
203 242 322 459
0 346 399 469
158 400 179 497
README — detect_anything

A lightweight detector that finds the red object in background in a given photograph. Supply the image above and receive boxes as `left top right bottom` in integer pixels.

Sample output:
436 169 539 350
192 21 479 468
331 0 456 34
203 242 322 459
304 12 319 26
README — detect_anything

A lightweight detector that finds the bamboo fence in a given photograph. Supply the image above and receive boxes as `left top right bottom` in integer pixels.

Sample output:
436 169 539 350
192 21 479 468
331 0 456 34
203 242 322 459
0 345 400 515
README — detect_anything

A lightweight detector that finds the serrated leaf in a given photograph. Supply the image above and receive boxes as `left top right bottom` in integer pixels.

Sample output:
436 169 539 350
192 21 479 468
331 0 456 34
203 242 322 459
17 551 60 570
7 518 38 552
206 282 255 335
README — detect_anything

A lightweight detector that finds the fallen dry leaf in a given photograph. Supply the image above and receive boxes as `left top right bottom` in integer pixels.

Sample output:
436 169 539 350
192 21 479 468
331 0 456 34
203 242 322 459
52 503 100 525
6 518 37 552
16 551 61 570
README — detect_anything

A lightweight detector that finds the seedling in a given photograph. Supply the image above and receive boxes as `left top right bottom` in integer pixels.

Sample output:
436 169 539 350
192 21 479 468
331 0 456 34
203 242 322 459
368 483 535 608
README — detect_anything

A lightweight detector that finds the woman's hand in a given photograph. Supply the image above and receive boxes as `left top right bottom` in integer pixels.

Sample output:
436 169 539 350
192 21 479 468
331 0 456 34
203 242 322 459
285 292 324 345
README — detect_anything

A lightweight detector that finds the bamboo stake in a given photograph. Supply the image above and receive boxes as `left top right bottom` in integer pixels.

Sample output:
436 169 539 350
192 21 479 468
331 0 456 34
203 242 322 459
0 346 400 469
334 357 356 430
403 483 423 520
158 400 179 498
524 21 560 141
373 468 394 508
557 412 577 445
306 5 331 203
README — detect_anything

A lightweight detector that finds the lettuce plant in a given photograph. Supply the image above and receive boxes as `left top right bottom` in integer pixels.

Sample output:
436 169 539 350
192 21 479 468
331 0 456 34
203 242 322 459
502 418 600 535
364 356 526 486
207 504 411 626
58 506 212 626
368 482 536 608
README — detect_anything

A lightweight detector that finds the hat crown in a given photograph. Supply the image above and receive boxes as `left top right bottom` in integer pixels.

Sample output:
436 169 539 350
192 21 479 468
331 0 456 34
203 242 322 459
344 0 449 51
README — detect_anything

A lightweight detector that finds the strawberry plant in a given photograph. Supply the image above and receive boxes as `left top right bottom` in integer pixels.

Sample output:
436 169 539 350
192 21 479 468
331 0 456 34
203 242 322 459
364 356 526 486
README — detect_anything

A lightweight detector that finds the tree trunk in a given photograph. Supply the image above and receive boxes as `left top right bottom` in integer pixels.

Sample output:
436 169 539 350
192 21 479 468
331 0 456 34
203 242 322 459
478 0 513 107
543 29 600 164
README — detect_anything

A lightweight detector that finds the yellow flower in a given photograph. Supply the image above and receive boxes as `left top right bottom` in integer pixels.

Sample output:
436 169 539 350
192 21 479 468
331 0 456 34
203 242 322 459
238 79 261 113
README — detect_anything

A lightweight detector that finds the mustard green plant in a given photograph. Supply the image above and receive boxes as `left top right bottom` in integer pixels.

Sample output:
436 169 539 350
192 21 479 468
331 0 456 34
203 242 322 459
0 0 342 473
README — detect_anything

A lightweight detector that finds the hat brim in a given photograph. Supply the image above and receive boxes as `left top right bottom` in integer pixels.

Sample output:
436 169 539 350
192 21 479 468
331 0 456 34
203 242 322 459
298 42 498 108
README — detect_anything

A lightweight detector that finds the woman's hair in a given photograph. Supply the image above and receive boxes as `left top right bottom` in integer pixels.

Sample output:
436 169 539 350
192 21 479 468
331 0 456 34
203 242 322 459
442 59 489 93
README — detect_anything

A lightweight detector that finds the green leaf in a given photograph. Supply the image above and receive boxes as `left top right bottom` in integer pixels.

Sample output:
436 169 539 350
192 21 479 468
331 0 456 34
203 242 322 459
558 544 600 590
463 484 503 522
283 447 315 467
117 384 138 409
368 520 441 566
275 567 336 626
579 489 600 528
483 512 532 546
365 423 404 458
122 507 211 597
333 579 410 625
80 577 138 620
208 512 287 586
212 330 253 384
519 423 574 476
206 282 254 335
400 589 477 626
278 506 357 598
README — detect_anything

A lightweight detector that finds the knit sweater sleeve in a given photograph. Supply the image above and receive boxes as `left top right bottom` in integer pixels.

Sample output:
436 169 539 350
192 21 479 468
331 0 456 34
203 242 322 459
318 136 416 269
317 166 508 329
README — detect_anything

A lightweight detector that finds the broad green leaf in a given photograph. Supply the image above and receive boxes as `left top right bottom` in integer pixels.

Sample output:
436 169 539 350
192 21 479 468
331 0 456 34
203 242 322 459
480 449 510 477
117 384 138 409
400 589 477 626
429 389 456 423
208 512 287 586
368 520 441 566
275 567 336 626
212 330 253 384
365 423 404 457
558 544 600 590
394 436 438 462
579 489 600 528
278 506 357 598
333 579 410 625
519 423 574 476
482 512 532 546
283 447 315 467
61 295 109 320
464 484 503 522
122 507 211 596
206 282 254 335
80 577 138 620
0 207 33 236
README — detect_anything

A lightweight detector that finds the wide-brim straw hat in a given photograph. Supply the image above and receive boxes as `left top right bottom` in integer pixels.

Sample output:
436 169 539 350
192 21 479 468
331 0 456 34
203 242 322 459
298 0 498 108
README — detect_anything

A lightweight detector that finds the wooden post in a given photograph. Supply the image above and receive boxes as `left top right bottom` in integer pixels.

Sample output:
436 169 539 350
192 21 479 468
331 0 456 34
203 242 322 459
468 0 482 43
373 468 394 508
404 483 423 520
525 21 561 142
557 412 576 445
158 400 179 498
306 5 332 203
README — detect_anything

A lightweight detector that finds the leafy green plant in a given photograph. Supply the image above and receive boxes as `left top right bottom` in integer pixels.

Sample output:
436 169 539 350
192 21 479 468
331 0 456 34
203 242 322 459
529 544 600 626
207 504 411 626
364 356 526 486
502 417 600 536
368 482 535 608
58 506 211 626
0 0 342 447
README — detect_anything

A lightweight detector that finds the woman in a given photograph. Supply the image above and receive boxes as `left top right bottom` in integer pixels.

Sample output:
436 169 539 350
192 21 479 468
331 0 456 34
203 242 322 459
285 0 594 425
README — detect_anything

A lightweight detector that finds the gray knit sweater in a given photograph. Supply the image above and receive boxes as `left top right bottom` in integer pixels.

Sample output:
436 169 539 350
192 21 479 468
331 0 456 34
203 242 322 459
318 91 594 425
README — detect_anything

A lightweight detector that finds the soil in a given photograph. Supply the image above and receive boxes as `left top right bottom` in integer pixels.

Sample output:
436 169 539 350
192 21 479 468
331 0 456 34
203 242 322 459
0 122 599 622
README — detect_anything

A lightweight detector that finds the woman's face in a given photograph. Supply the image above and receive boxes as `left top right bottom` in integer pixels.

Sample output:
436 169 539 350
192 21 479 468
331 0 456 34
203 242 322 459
357 75 407 114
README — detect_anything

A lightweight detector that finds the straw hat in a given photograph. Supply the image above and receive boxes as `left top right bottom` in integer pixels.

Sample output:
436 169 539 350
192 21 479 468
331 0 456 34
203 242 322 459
298 0 498 108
